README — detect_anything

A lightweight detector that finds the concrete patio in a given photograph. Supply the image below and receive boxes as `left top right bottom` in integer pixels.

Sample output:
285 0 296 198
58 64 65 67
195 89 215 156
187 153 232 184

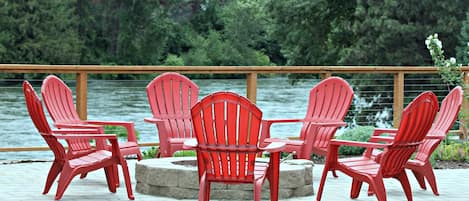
0 159 467 201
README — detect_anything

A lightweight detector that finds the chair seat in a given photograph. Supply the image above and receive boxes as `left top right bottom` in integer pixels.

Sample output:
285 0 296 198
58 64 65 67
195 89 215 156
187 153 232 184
338 157 380 176
69 150 113 168
206 162 270 183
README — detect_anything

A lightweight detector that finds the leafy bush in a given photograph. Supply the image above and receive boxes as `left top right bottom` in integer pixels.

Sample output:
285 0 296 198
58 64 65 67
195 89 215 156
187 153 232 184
142 146 158 159
104 125 140 140
335 126 374 155
173 150 197 157
433 141 469 162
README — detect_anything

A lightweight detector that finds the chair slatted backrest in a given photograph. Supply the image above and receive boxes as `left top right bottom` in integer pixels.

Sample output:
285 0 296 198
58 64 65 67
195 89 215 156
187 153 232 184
379 92 439 177
191 92 262 182
146 72 199 139
414 87 463 162
301 77 354 152
41 75 81 124
23 81 66 159
40 76 93 155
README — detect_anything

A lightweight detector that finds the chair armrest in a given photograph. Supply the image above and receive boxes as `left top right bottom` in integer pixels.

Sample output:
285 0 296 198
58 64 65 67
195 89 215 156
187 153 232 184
85 120 133 127
372 128 398 136
84 120 138 142
144 117 165 124
330 139 389 149
259 142 285 153
54 134 117 141
54 123 102 130
52 128 100 134
183 139 198 149
369 136 394 143
309 121 346 127
260 119 303 146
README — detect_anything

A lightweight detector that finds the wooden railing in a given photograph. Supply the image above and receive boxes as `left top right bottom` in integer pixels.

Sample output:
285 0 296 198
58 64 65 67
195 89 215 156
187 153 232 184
0 64 468 153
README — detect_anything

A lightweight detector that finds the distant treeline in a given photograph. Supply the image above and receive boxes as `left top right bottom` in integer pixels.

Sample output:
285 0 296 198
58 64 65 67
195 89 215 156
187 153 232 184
1 0 469 80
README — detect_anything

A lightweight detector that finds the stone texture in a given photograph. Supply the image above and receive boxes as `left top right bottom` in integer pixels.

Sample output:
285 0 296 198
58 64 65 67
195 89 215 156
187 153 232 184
136 157 314 200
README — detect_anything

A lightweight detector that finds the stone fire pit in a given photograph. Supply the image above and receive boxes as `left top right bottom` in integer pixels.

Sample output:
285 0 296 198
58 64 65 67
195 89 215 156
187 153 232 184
136 157 314 200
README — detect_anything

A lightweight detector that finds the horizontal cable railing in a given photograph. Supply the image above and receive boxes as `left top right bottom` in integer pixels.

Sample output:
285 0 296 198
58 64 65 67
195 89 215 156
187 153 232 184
0 65 468 160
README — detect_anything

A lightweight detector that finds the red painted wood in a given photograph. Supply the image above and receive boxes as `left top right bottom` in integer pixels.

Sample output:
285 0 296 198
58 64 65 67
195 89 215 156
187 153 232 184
188 92 285 201
261 77 354 159
145 72 199 157
316 91 439 201
41 75 142 160
368 87 463 196
23 81 134 200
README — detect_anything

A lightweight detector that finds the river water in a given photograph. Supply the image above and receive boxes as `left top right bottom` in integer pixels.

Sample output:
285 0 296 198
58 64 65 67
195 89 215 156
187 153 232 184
0 77 377 160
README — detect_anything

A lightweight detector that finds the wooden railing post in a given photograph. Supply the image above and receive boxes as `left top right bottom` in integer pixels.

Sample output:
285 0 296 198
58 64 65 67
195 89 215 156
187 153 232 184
393 72 405 127
246 73 257 103
461 71 469 140
76 72 88 120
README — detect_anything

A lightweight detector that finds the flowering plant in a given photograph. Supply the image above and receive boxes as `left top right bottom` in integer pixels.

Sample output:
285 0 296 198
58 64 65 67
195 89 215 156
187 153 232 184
425 33 463 87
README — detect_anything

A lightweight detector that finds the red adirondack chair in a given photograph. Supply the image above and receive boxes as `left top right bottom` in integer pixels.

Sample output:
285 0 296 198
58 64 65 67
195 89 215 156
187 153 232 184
365 86 463 196
23 81 134 200
145 72 199 157
41 75 142 160
316 91 439 201
260 77 353 174
184 92 285 201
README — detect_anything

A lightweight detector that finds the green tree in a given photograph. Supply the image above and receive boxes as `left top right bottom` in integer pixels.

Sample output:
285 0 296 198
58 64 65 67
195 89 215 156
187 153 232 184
267 0 355 65
0 0 81 65
337 0 469 66
457 7 469 65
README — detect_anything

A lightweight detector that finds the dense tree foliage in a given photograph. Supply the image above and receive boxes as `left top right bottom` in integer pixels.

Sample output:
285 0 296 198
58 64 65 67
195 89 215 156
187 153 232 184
0 0 468 69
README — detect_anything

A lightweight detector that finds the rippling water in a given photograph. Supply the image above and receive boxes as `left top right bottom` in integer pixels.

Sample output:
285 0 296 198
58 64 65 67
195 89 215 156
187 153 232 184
0 77 326 160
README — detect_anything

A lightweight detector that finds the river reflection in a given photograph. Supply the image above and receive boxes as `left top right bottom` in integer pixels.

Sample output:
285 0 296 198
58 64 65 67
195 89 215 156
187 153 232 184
0 77 344 160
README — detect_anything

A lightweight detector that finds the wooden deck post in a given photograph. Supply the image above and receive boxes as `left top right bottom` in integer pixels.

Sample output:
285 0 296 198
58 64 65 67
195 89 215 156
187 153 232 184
461 72 469 140
246 73 257 103
393 72 405 127
76 72 88 120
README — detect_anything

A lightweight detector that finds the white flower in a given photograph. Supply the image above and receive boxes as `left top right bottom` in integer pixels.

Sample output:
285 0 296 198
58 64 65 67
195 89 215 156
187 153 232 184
436 40 442 49
467 42 469 47
449 57 456 64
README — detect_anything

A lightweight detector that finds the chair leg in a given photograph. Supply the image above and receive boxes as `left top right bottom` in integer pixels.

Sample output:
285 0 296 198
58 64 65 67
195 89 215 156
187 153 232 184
113 164 120 187
104 166 117 193
411 162 439 195
395 171 413 201
410 169 426 190
54 168 74 200
120 159 135 200
369 176 387 201
79 173 88 179
315 164 330 201
43 161 63 194
198 173 208 201
332 170 339 178
350 179 363 199
254 180 263 201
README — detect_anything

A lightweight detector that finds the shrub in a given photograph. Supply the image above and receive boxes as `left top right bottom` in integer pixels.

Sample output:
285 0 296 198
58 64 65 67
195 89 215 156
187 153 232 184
433 141 469 162
335 126 374 155
173 150 197 157
104 125 140 140
142 146 158 159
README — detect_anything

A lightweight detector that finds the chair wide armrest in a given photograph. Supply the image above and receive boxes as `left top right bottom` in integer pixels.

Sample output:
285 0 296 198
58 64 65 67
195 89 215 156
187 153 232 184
260 142 285 153
373 128 398 136
52 128 100 134
54 123 102 130
330 139 388 149
144 117 165 124
85 120 133 126
183 139 198 149
309 121 346 127
53 133 117 141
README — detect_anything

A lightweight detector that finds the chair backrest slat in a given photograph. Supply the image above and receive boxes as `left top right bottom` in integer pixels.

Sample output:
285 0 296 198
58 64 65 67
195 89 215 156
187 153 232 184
301 77 354 154
192 92 262 181
380 91 439 177
146 72 199 139
42 75 82 124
